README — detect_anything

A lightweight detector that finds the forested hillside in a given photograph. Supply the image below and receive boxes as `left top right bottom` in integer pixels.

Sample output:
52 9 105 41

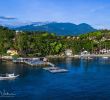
0 26 110 56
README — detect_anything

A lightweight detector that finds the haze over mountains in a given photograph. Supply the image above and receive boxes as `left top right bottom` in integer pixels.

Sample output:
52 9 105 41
14 22 96 35
0 20 96 35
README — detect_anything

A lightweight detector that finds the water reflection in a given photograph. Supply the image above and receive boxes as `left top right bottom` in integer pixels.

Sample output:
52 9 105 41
0 58 110 75
65 57 73 68
50 57 110 74
0 61 31 77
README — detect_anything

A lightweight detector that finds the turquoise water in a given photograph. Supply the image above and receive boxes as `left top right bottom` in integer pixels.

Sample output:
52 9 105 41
0 58 110 100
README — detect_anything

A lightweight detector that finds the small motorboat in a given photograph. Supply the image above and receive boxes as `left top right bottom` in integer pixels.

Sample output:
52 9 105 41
0 73 19 80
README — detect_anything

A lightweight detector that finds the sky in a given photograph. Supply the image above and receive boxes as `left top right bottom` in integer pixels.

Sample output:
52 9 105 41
0 0 110 29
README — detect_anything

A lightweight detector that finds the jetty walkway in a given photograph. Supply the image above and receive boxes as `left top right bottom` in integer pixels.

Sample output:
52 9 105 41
12 57 68 73
13 57 49 66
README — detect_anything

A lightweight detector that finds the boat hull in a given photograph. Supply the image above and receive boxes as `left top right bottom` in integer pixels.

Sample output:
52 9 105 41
0 75 19 80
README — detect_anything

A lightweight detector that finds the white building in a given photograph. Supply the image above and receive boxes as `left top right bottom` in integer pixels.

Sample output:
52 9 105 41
81 50 90 56
65 49 73 56
100 49 110 54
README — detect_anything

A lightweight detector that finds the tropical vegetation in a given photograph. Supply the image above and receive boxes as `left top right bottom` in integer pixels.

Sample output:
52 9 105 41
0 26 110 57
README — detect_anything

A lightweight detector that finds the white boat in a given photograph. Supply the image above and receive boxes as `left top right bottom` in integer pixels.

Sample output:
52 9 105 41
0 73 19 80
102 57 109 59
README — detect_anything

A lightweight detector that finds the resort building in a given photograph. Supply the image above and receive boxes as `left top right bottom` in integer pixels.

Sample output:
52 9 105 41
65 49 73 56
99 49 110 54
81 50 90 56
7 49 18 56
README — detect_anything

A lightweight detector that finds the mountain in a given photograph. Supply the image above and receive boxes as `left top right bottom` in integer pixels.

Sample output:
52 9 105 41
13 22 96 35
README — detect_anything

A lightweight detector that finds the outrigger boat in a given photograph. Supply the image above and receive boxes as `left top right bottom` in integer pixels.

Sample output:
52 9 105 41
0 73 19 80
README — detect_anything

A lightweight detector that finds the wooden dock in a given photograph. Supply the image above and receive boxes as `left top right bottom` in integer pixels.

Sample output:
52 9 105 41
43 62 68 73
24 60 48 66
13 57 51 66
43 67 68 73
12 57 68 73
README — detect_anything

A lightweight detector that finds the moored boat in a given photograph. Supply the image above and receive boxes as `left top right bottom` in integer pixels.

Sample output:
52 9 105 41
0 73 19 80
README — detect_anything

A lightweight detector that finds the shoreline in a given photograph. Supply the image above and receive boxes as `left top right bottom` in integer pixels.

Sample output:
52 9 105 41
46 54 110 58
0 54 110 61
0 54 109 67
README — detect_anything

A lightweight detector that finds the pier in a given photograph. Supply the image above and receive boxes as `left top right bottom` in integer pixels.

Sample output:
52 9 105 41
43 62 68 73
13 57 48 66
43 67 68 73
24 60 48 66
13 57 68 73
47 62 55 67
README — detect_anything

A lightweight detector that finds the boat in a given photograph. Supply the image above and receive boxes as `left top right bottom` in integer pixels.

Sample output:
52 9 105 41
102 57 109 59
0 73 19 80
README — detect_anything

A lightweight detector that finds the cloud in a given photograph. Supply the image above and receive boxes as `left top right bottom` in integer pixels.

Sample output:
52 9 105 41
90 6 106 13
0 16 17 20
